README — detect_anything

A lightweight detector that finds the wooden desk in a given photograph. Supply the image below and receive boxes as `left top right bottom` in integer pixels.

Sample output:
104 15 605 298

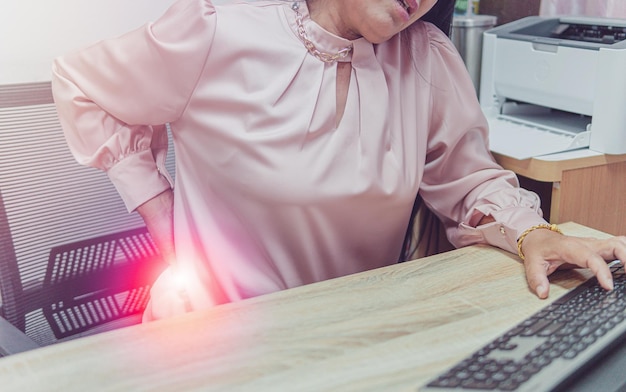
493 150 626 236
0 223 611 392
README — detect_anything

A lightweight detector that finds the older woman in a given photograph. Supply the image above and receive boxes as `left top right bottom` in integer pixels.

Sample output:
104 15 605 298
52 0 626 321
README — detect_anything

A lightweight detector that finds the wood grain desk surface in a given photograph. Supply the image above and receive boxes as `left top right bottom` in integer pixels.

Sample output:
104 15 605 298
0 223 612 391
492 150 626 182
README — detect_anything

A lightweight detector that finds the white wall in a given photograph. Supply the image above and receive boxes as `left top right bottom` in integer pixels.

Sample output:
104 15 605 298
0 0 247 85
0 0 177 85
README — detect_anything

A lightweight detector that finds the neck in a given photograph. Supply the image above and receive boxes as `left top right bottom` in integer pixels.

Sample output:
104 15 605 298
304 0 360 41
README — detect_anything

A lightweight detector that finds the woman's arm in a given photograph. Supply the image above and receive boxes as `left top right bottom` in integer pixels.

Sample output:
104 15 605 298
412 23 543 251
136 189 176 265
51 0 217 212
417 24 626 298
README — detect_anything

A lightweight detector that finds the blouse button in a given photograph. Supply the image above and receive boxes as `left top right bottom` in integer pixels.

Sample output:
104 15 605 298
499 225 506 236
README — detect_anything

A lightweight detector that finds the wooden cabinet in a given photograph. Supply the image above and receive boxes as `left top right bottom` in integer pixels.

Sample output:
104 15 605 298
493 151 626 235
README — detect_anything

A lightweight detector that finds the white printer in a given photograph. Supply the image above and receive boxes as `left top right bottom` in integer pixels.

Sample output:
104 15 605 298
479 16 626 159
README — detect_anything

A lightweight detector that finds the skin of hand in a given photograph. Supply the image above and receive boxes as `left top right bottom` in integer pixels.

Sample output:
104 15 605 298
136 189 176 266
520 228 626 299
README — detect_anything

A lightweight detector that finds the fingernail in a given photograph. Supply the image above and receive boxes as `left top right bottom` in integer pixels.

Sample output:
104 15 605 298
536 285 547 298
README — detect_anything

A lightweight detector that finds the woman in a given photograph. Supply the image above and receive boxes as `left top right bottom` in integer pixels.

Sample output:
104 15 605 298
52 0 626 321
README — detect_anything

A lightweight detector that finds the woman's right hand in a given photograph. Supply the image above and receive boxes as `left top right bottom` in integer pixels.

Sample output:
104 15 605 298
136 188 176 265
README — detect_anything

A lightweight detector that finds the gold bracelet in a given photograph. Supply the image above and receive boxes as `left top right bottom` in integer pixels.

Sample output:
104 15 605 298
517 223 563 260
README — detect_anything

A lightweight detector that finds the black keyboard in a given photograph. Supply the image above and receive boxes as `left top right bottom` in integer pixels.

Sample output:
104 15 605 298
421 261 626 392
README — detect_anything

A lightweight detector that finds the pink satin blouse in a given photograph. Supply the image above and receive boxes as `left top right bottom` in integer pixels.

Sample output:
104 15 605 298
52 0 546 320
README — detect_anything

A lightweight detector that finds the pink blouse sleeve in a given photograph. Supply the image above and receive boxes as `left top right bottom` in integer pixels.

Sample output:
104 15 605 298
418 24 547 254
51 0 216 212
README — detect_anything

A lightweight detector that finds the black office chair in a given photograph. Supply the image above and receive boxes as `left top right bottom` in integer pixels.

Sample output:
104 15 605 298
0 191 40 355
0 82 171 354
0 190 166 353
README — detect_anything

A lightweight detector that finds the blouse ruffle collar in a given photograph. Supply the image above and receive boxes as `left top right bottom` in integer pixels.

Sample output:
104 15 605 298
284 1 372 63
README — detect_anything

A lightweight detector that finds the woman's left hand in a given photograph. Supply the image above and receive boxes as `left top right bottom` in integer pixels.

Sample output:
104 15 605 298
520 228 626 298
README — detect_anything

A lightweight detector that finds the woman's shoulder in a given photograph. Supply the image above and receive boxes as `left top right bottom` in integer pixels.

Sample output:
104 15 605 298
382 20 464 80
158 0 286 45
405 21 459 60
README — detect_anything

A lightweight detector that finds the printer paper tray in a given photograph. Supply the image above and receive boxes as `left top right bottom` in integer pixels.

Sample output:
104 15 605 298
487 116 591 160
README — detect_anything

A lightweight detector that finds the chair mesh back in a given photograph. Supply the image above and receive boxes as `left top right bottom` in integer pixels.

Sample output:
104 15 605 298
0 82 174 346
0 191 26 331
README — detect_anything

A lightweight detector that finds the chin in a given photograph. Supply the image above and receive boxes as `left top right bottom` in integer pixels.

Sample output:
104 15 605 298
363 26 404 44
365 35 393 44
368 29 407 43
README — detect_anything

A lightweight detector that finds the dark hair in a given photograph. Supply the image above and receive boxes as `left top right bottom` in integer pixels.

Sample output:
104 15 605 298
398 0 455 67
420 0 455 37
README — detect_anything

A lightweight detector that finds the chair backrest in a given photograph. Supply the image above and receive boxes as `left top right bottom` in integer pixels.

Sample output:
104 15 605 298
401 194 454 261
0 82 173 347
0 190 25 331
